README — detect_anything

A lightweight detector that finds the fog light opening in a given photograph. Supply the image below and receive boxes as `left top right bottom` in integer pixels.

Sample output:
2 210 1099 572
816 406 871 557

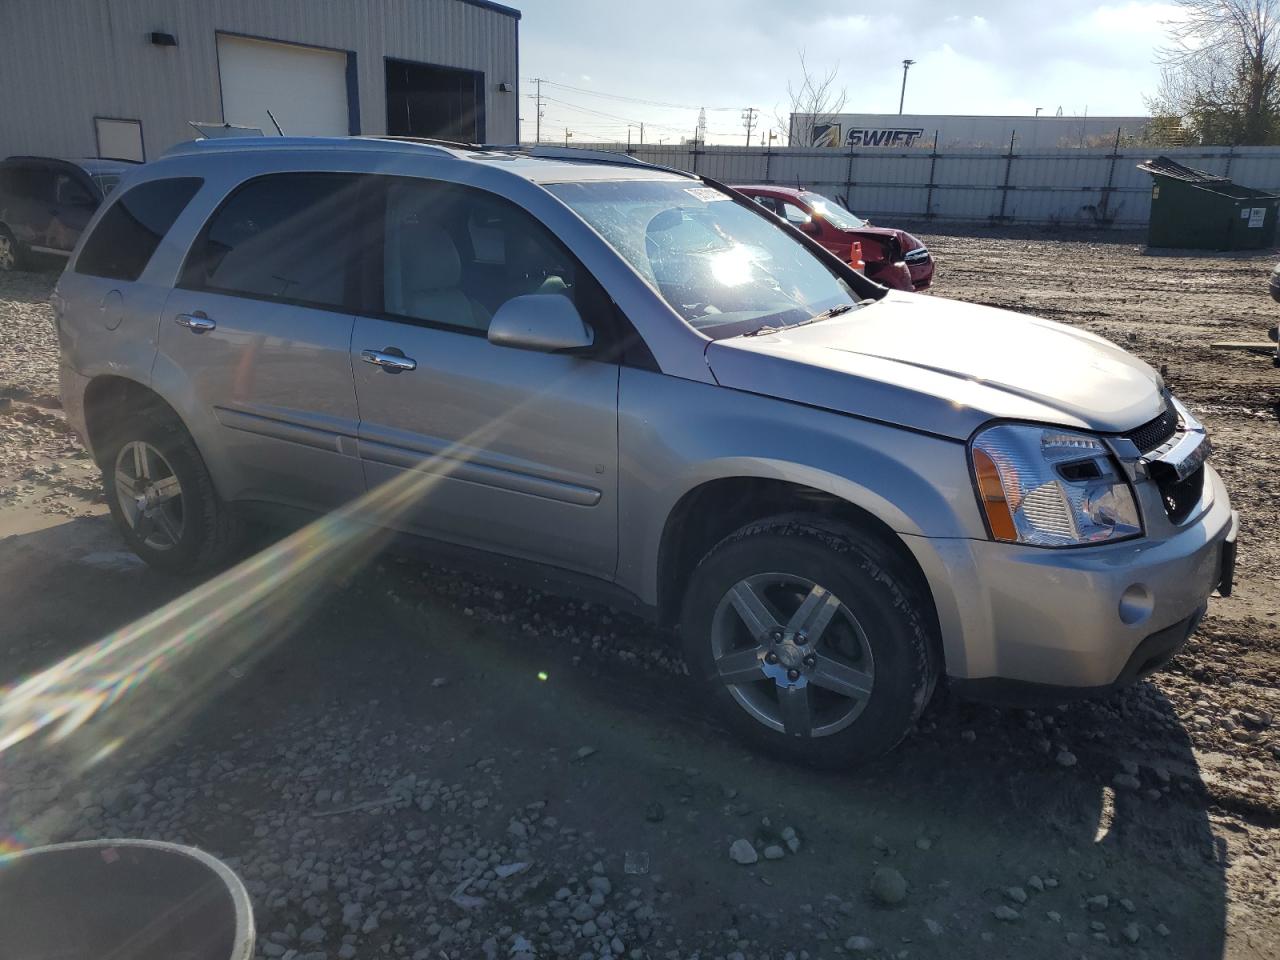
1119 584 1154 626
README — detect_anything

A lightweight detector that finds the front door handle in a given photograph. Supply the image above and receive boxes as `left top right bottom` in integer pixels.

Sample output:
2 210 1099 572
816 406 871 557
361 348 417 373
175 312 216 334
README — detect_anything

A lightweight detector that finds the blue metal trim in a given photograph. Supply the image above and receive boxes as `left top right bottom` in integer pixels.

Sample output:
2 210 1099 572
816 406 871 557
457 0 521 19
346 51 361 134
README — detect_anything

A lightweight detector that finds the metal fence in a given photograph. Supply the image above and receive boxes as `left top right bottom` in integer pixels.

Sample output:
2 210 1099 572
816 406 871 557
570 139 1280 228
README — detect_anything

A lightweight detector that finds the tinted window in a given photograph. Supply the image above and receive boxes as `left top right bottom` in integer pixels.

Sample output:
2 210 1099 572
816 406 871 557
182 173 362 310
55 174 95 207
380 178 582 334
7 165 55 202
76 177 203 281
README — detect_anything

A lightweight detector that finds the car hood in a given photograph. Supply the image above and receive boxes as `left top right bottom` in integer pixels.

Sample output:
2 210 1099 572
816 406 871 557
842 225 925 258
705 292 1164 440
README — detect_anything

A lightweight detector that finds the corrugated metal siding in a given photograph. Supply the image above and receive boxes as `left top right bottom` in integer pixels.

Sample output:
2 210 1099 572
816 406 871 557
0 0 518 159
571 142 1280 228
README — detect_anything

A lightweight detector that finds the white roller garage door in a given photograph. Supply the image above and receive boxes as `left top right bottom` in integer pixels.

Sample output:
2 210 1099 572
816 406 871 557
217 35 350 137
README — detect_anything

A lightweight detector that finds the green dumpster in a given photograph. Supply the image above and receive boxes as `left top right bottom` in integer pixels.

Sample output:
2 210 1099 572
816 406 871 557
1138 156 1280 251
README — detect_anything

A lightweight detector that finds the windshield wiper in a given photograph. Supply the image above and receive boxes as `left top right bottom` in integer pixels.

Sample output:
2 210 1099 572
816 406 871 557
741 302 859 338
806 303 856 323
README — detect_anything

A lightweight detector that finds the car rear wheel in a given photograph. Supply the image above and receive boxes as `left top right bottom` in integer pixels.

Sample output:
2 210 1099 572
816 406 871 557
680 515 939 767
100 413 242 575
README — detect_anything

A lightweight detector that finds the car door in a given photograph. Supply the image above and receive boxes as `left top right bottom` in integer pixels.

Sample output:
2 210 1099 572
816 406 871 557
349 176 619 577
8 162 56 250
159 172 366 512
48 169 99 253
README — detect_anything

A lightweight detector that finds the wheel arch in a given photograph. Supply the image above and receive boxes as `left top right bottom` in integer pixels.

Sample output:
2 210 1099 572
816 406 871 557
655 476 941 645
82 374 187 465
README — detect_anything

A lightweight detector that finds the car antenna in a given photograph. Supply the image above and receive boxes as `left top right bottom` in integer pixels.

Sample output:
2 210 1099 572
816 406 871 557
266 109 286 136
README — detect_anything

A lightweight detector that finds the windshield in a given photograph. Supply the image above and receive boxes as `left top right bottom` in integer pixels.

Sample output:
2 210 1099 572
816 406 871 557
806 194 866 230
91 174 122 196
547 179 858 337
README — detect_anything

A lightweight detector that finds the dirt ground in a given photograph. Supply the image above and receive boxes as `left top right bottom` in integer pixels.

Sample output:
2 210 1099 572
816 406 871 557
1 231 1278 960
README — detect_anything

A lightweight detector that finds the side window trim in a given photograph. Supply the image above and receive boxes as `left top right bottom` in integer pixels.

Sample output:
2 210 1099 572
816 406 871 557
177 172 363 315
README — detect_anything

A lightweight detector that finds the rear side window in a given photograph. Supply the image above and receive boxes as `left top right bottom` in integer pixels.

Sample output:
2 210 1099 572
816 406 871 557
6 165 55 202
180 173 362 311
76 177 203 281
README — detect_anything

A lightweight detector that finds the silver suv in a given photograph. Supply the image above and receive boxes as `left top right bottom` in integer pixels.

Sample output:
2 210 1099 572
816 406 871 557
54 138 1237 765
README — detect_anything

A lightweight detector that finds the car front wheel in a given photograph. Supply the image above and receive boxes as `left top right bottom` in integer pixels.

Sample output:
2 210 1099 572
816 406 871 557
680 515 940 767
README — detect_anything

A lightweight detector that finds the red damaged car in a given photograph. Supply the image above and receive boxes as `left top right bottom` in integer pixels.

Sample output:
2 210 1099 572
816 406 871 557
731 185 934 292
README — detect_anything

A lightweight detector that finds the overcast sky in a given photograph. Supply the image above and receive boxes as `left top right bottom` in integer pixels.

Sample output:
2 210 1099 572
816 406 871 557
515 1 1181 144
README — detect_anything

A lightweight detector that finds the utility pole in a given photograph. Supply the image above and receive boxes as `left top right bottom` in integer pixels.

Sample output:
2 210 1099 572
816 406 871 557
564 127 571 147
898 59 916 115
534 78 544 144
742 106 759 146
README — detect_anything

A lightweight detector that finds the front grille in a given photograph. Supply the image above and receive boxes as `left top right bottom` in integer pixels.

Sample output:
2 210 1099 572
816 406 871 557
1126 402 1179 453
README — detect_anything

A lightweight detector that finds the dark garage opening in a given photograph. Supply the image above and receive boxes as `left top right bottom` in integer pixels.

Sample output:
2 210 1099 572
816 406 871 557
385 59 485 143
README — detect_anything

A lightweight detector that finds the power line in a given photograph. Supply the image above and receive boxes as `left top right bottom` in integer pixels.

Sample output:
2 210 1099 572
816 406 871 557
526 93 737 138
522 77 740 112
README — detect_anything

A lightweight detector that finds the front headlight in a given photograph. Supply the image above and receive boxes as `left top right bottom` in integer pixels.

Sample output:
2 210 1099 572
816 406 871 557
970 423 1142 547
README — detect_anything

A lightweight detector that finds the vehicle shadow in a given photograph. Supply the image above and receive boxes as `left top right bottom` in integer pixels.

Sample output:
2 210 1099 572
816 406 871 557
0 526 1229 959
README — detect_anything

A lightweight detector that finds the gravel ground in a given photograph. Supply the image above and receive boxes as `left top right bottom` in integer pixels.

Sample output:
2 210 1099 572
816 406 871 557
1 234 1278 960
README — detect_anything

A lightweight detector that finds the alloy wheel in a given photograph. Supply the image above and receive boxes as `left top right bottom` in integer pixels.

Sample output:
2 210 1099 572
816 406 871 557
0 235 14 271
710 572 875 738
114 441 185 551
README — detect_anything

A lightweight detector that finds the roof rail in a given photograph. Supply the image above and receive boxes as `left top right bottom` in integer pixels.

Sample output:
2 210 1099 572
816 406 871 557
163 136 463 160
508 144 694 178
160 136 695 178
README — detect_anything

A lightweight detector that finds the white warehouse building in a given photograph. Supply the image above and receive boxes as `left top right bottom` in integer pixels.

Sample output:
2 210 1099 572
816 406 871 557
0 0 520 162
791 113 1151 150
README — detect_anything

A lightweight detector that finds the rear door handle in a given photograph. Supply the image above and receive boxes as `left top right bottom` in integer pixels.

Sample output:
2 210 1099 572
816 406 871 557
175 312 216 334
361 348 417 373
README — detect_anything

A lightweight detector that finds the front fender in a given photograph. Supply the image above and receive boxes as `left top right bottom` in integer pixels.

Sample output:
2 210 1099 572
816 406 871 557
616 368 985 604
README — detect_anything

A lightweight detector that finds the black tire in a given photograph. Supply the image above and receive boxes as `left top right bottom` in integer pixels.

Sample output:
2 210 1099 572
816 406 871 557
679 514 940 767
0 224 24 272
100 411 242 576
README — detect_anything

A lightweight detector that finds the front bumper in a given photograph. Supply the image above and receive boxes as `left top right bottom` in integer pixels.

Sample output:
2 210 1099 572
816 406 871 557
904 464 1236 696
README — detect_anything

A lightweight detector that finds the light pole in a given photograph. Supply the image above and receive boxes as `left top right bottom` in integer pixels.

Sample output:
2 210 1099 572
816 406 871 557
898 59 916 115
1034 106 1043 118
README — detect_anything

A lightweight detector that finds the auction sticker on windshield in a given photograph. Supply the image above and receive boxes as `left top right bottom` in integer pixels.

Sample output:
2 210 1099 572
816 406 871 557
684 187 728 202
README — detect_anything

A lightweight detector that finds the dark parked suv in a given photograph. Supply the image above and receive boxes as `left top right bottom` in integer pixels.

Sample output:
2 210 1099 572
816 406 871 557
0 156 133 271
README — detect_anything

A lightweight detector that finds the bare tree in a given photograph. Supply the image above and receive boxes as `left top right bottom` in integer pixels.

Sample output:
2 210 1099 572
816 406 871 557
1148 0 1280 144
773 50 848 146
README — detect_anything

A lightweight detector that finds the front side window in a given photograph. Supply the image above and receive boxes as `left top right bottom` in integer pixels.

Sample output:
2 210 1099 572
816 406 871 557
182 173 363 310
92 174 122 197
55 174 95 207
76 177 202 281
781 201 812 226
379 178 582 334
548 179 860 338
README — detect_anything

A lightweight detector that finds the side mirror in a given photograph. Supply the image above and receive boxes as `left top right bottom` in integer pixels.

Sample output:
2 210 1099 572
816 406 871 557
799 218 820 235
487 294 595 353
